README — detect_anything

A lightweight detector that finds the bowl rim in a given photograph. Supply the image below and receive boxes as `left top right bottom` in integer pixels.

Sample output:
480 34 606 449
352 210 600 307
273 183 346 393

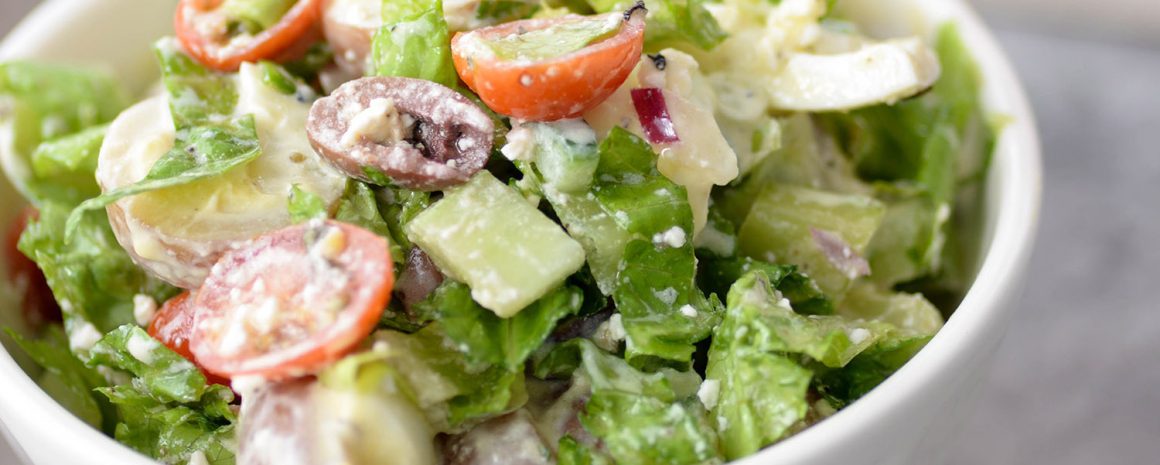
0 0 1041 463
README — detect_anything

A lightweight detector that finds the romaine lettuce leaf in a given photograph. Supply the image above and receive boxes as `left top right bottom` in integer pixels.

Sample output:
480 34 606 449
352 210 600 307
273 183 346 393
534 339 721 464
582 392 722 465
586 0 726 52
88 326 235 465
414 280 583 370
357 328 527 432
696 255 831 316
17 202 176 335
87 325 207 403
6 327 110 429
27 124 106 205
704 270 885 458
288 184 328 223
372 0 458 87
66 39 263 235
0 61 127 198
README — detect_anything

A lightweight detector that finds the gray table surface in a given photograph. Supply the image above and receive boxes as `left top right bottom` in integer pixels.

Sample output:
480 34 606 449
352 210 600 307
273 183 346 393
2 1 1159 464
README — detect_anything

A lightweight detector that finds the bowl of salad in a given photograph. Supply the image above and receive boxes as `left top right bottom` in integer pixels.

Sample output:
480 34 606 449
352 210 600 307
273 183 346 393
0 0 1039 464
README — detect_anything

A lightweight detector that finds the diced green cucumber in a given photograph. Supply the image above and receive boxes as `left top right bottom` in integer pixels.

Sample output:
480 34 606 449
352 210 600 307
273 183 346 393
528 120 600 194
405 171 585 317
737 184 885 297
220 0 297 30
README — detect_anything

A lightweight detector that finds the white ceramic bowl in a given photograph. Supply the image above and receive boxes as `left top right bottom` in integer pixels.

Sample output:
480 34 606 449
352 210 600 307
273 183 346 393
0 0 1040 464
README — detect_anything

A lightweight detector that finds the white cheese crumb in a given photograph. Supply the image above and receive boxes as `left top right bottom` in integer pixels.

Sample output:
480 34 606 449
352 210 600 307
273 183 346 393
127 332 160 364
500 125 536 161
848 327 871 345
679 304 698 318
652 226 687 248
187 450 209 465
311 226 347 260
340 98 414 149
593 314 627 351
133 294 158 327
698 379 721 410
68 322 103 353
231 375 269 396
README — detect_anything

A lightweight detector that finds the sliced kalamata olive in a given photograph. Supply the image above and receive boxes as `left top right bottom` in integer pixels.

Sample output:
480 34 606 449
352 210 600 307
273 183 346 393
395 247 444 311
306 76 494 191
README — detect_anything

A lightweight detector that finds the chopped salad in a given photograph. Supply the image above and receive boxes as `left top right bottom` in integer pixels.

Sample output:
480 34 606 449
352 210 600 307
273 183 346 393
0 0 994 464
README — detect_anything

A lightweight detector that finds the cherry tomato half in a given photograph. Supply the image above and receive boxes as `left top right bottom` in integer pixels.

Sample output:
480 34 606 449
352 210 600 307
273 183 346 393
3 208 61 330
189 220 392 379
451 7 646 121
175 0 324 72
148 291 230 386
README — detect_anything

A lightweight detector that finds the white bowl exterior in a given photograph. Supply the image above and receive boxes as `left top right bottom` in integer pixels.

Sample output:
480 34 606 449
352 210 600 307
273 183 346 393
0 0 1041 464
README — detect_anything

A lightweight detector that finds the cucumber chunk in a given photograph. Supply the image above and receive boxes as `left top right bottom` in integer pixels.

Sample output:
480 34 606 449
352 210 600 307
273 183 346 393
405 171 585 317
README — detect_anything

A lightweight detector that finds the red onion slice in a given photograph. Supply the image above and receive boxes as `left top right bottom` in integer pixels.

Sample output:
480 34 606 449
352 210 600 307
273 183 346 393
630 87 679 144
810 227 870 280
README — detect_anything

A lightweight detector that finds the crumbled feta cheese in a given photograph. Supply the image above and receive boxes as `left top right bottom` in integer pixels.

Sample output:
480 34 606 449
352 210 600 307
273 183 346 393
68 322 103 353
500 125 536 161
127 331 160 364
698 379 721 410
187 450 209 465
679 304 698 318
340 98 414 148
652 226 687 248
848 327 871 345
593 314 627 352
133 294 158 327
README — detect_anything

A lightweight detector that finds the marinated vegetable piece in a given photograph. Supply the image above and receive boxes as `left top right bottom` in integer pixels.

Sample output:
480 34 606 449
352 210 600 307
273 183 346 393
737 184 885 296
444 410 553 465
97 61 346 288
405 171 585 317
450 5 647 121
189 220 393 378
306 76 494 190
175 0 324 72
394 247 444 311
768 38 941 111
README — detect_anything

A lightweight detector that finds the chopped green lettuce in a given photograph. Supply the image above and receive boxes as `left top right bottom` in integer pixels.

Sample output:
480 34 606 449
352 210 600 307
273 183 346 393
0 62 125 171
89 326 235 465
413 281 583 370
287 184 328 222
582 393 722 465
586 0 726 52
705 271 883 459
6 327 110 429
357 328 527 432
816 24 994 286
697 256 831 315
67 40 262 235
27 124 106 205
372 0 458 87
737 184 885 296
535 340 722 464
17 202 176 335
88 325 208 403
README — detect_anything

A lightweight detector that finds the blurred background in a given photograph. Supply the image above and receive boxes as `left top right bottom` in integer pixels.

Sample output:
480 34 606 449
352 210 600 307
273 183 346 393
1 0 1157 464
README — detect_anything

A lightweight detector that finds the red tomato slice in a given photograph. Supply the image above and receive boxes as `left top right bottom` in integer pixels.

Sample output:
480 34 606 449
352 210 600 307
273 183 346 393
175 0 324 72
4 208 61 330
189 220 392 379
451 7 646 121
148 291 231 386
